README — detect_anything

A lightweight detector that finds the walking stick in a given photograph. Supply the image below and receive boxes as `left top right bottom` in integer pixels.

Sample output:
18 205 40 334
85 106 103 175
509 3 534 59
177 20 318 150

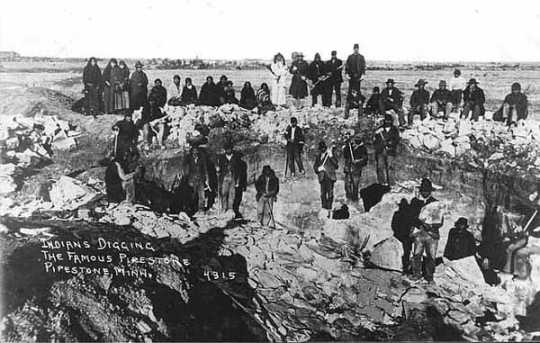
113 129 119 158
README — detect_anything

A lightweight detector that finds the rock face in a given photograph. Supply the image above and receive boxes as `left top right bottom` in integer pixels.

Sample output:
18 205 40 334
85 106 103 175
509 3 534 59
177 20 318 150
369 237 403 271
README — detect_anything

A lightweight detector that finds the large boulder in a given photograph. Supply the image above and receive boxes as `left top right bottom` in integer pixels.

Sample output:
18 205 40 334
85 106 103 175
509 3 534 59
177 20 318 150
434 256 485 286
369 237 403 271
49 176 100 210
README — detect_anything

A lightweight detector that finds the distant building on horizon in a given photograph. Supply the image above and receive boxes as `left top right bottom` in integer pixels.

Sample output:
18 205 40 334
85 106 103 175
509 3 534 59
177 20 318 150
0 51 21 62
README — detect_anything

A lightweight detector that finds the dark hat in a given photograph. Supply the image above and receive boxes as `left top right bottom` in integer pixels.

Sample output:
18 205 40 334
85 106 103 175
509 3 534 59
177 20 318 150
353 43 359 49
511 82 521 91
454 68 461 75
386 78 395 84
439 80 447 87
318 141 327 150
331 50 337 56
135 61 143 68
154 78 162 84
397 198 409 209
418 178 435 192
262 165 272 174
468 78 479 85
384 113 394 123
455 217 469 228
290 117 298 123
415 79 428 86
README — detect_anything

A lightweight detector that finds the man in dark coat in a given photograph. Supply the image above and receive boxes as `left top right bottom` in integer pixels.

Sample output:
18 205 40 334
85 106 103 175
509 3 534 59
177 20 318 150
379 79 405 126
232 152 248 219
308 53 328 107
147 79 167 118
325 50 343 107
494 82 528 125
182 145 210 214
410 178 442 283
373 114 400 186
409 79 430 124
284 117 305 177
314 141 339 218
82 57 102 116
392 198 416 274
444 217 477 261
344 89 366 119
345 43 366 98
430 80 453 119
462 78 485 121
112 113 138 163
199 76 220 106
129 61 149 112
255 165 279 227
216 141 242 212
342 131 368 202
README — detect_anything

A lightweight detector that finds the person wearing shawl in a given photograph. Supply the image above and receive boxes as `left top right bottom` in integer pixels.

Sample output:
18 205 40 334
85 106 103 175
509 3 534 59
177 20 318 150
270 53 289 106
129 61 149 112
112 112 138 163
102 58 117 114
199 76 220 106
181 77 198 105
257 83 274 115
289 52 309 108
117 61 130 113
111 62 127 114
82 57 102 116
240 82 257 110
308 53 328 107
216 75 228 105
224 81 239 105
168 75 183 106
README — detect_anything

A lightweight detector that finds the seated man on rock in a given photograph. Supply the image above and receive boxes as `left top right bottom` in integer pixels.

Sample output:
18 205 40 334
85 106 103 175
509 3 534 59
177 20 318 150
430 80 453 119
493 82 528 126
443 217 477 261
408 79 430 124
378 79 404 126
462 78 485 121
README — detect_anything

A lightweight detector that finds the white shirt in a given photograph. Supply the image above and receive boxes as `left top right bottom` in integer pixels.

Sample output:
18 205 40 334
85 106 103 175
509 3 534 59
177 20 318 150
168 83 182 99
291 126 296 141
448 76 467 91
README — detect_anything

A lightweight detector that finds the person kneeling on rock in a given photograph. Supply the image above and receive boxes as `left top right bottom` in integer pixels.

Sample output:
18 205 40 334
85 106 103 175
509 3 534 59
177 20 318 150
255 165 279 227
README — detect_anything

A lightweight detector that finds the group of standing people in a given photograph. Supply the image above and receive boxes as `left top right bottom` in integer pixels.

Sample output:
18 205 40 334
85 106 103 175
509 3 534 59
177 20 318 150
83 58 149 116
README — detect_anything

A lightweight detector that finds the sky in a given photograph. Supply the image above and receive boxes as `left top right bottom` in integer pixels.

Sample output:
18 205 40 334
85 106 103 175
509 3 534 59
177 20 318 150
1 0 540 62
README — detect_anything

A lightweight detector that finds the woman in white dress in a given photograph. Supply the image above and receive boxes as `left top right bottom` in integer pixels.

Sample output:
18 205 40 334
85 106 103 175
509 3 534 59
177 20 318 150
270 53 288 106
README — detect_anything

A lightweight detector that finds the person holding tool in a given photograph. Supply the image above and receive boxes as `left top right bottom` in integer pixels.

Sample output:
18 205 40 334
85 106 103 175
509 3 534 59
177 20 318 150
342 130 368 202
112 112 138 163
283 117 305 178
216 141 241 213
308 53 328 107
314 140 339 218
182 145 211 216
255 165 279 228
373 114 400 186
324 50 343 107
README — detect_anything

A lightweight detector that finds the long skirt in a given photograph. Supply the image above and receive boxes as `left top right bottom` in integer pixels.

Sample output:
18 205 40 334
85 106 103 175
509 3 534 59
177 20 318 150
103 85 114 114
114 90 130 111
85 85 100 115
272 80 287 106
289 77 308 99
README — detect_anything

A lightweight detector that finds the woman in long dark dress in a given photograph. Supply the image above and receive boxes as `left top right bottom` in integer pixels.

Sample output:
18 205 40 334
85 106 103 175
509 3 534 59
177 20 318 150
129 61 149 112
82 57 102 116
289 52 309 108
240 81 257 110
102 59 117 114
199 76 220 106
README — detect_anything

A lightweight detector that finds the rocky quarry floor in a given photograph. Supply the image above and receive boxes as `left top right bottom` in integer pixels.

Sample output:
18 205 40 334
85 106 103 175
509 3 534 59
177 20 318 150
1 85 540 341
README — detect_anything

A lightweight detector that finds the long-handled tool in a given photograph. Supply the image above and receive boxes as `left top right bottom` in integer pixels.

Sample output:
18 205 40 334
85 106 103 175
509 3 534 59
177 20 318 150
113 129 119 158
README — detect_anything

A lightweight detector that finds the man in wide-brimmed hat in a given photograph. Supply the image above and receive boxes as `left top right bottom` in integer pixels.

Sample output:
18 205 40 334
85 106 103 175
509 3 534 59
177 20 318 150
444 217 477 261
373 114 400 185
462 78 485 121
409 79 430 124
342 130 368 202
379 78 405 126
430 80 453 119
284 116 305 177
409 177 442 283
